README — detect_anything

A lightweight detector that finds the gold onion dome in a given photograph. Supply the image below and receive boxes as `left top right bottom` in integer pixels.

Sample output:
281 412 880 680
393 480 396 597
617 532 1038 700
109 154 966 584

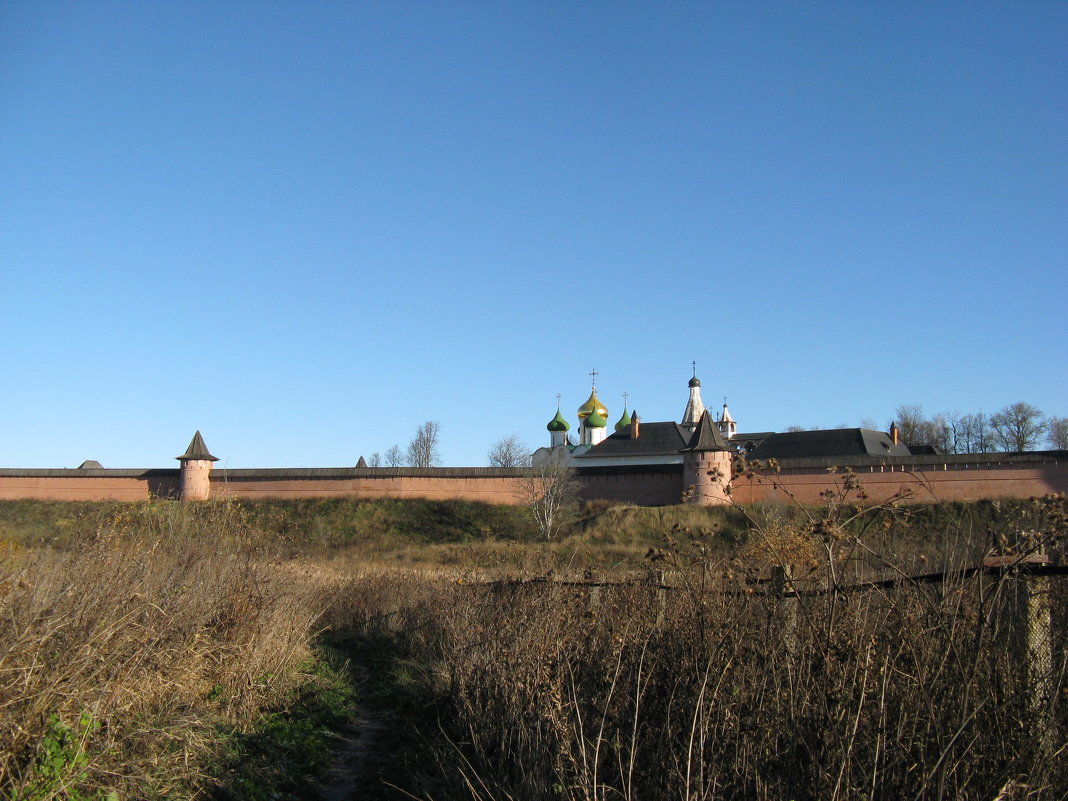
577 390 608 421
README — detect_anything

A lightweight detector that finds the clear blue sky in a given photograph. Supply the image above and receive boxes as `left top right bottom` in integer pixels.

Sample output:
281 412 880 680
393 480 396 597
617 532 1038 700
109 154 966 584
2 2 1065 468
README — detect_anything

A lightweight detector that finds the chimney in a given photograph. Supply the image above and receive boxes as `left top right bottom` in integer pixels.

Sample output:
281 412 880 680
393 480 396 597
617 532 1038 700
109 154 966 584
630 412 640 439
889 421 899 445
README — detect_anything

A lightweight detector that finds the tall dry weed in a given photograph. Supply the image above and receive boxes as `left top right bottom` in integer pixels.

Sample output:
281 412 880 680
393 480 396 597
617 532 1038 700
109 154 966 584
331 495 1068 801
0 501 325 799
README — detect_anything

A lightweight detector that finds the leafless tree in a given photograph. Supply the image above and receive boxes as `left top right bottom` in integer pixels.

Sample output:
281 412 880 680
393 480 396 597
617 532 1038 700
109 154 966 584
990 402 1047 452
406 421 442 468
1048 416 1068 450
487 435 531 468
948 411 992 454
894 404 926 446
384 444 405 467
367 452 382 468
519 459 580 540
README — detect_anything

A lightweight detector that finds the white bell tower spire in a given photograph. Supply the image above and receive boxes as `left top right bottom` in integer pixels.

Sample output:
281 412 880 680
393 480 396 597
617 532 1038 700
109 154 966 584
681 362 705 430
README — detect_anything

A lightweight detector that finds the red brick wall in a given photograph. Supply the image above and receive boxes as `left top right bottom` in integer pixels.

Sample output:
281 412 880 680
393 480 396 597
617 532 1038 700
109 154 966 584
579 468 683 506
211 473 529 504
0 475 152 501
731 462 1068 505
0 460 1064 507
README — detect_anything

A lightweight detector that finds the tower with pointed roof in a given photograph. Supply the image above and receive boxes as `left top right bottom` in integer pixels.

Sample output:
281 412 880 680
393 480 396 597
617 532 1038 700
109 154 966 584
176 430 218 501
718 400 737 440
680 410 733 505
681 363 705 430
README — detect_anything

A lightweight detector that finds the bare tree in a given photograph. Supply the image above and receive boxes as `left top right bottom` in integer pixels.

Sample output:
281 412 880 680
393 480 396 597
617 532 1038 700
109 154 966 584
918 414 952 452
990 402 1047 452
384 444 405 467
406 421 442 468
893 404 926 446
519 459 580 540
488 435 531 468
367 452 383 468
950 411 992 454
1045 416 1068 450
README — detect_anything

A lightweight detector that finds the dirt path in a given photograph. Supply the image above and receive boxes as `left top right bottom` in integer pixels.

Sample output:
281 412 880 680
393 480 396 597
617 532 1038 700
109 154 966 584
313 664 386 801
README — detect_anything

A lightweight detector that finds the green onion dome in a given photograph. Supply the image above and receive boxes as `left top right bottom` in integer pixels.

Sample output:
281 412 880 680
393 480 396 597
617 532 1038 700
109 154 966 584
547 408 570 432
577 390 608 421
585 409 608 428
614 407 631 433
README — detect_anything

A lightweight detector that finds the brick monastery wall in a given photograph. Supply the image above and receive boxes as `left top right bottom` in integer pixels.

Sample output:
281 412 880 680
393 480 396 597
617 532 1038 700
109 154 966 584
0 470 178 501
209 468 529 504
577 465 684 506
730 455 1068 506
0 455 1064 506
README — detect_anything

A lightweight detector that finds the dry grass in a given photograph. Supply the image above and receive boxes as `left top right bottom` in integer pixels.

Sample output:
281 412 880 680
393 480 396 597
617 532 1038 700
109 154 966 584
1 494 1065 799
315 494 1068 801
0 501 328 799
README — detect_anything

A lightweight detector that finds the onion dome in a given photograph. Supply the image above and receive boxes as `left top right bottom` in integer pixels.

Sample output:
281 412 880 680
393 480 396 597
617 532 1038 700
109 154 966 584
585 409 608 428
614 406 631 433
547 407 570 432
689 376 701 388
577 389 608 421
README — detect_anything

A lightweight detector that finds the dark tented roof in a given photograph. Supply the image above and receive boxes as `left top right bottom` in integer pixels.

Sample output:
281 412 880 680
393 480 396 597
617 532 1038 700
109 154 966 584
680 410 730 452
746 428 911 460
574 421 691 458
355 456 368 468
176 431 219 462
77 460 104 469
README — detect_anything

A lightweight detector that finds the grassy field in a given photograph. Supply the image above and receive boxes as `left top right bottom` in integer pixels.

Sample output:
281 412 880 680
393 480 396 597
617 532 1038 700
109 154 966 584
0 493 1064 799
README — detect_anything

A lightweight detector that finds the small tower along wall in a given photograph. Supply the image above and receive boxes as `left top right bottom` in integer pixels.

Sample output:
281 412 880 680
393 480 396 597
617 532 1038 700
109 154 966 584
180 459 214 501
682 449 733 506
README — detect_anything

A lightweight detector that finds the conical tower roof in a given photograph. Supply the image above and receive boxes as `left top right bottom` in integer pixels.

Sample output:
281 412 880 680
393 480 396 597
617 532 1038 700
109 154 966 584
680 411 730 452
176 431 219 462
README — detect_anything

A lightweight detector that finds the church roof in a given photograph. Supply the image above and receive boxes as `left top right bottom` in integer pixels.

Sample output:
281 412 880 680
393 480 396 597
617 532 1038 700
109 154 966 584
574 421 691 458
745 428 911 460
176 431 219 462
680 410 730 452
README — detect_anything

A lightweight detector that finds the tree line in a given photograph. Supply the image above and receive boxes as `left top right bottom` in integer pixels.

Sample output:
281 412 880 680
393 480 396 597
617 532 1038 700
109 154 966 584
892 402 1067 453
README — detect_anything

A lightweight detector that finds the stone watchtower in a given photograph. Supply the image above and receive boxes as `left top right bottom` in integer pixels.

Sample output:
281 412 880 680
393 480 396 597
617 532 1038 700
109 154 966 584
176 431 218 501
680 410 733 505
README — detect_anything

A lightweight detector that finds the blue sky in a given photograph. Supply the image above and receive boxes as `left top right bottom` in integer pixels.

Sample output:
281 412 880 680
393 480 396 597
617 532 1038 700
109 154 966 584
2 2 1065 468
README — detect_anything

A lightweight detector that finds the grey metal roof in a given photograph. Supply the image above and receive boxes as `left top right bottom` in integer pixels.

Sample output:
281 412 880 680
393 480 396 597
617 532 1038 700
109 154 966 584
747 428 912 460
77 460 104 469
574 421 691 458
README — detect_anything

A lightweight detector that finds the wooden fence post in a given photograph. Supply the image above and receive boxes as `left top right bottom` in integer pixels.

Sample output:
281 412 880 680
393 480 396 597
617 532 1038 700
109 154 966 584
1024 562 1054 751
771 564 798 657
654 568 667 628
587 571 601 612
